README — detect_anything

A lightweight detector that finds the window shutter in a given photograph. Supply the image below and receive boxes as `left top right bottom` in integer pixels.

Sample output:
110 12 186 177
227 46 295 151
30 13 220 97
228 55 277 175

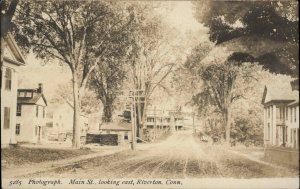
36 106 39 117
5 68 12 90
4 107 10 129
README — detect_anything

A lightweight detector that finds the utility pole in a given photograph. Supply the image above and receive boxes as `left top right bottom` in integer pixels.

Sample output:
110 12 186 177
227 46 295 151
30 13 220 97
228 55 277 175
154 106 157 141
117 89 144 151
130 91 136 150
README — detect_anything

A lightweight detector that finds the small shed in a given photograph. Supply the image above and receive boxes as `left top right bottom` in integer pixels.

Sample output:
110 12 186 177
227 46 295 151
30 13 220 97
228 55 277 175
100 121 132 143
86 121 132 146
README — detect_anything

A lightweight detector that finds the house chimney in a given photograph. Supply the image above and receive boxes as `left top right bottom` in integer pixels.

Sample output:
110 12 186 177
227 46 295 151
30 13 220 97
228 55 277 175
38 83 43 94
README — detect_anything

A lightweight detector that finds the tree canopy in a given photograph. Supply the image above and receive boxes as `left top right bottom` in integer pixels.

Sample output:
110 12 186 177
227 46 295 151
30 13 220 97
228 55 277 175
12 0 135 148
193 1 299 77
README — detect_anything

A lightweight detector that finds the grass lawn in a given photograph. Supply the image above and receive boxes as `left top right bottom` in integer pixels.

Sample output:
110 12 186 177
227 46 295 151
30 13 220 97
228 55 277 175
1 146 94 168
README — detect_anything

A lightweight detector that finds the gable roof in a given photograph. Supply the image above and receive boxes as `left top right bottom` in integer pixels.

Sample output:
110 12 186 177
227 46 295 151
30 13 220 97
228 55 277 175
100 121 131 131
262 82 299 105
4 33 26 66
17 93 47 106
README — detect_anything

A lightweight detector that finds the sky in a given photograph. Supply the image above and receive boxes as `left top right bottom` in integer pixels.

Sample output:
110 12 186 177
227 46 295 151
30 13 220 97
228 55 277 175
165 1 205 34
18 54 71 99
18 1 208 101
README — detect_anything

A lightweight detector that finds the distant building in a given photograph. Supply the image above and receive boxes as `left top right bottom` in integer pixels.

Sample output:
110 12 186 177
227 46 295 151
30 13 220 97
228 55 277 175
145 109 184 131
16 84 47 143
46 101 89 142
262 82 299 166
99 121 132 144
1 33 26 147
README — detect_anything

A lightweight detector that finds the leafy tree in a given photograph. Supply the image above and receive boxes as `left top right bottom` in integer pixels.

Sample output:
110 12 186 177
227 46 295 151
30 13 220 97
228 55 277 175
89 57 127 122
231 108 263 146
83 2 135 123
183 43 262 145
173 42 213 105
50 82 101 115
124 2 180 138
201 61 262 144
13 1 133 148
193 1 299 77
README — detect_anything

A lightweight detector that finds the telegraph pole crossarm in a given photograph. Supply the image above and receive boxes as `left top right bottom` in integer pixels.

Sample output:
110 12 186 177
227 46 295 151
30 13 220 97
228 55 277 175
117 89 145 151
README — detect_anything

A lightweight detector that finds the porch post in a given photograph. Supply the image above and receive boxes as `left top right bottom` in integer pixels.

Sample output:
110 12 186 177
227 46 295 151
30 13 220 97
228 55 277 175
263 107 266 143
272 105 277 146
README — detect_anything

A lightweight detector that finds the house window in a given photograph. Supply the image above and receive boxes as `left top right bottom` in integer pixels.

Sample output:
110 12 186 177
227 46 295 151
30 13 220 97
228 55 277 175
46 122 53 128
36 105 39 117
5 68 12 90
4 107 10 129
124 132 128 140
25 92 32 97
286 108 288 120
268 107 270 118
16 104 21 116
106 131 110 134
276 107 284 120
19 91 25 97
147 118 154 122
16 124 20 135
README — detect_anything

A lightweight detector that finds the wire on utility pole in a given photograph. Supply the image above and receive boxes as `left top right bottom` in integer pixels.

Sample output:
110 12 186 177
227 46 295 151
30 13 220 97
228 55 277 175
118 89 145 151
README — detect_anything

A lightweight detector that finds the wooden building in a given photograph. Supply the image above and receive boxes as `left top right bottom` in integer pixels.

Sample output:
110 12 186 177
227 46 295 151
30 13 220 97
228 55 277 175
1 33 26 147
262 82 299 166
16 84 47 143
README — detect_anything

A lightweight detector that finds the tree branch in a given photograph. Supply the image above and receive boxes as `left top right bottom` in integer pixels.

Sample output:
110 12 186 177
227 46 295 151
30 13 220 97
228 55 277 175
148 64 174 97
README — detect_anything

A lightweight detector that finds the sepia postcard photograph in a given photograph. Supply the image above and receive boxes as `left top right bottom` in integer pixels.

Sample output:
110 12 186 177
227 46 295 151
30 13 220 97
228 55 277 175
1 0 299 188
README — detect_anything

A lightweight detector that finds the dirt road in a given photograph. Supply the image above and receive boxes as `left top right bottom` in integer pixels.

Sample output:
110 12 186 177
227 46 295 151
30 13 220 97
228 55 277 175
21 130 298 178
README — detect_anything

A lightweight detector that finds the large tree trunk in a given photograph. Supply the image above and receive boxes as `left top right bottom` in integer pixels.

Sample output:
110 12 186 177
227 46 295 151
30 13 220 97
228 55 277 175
102 103 113 122
136 99 145 138
72 73 81 149
224 104 232 146
1 0 19 38
141 99 148 136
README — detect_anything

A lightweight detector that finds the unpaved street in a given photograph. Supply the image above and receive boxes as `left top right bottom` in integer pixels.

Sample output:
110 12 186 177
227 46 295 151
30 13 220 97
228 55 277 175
23 131 298 178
